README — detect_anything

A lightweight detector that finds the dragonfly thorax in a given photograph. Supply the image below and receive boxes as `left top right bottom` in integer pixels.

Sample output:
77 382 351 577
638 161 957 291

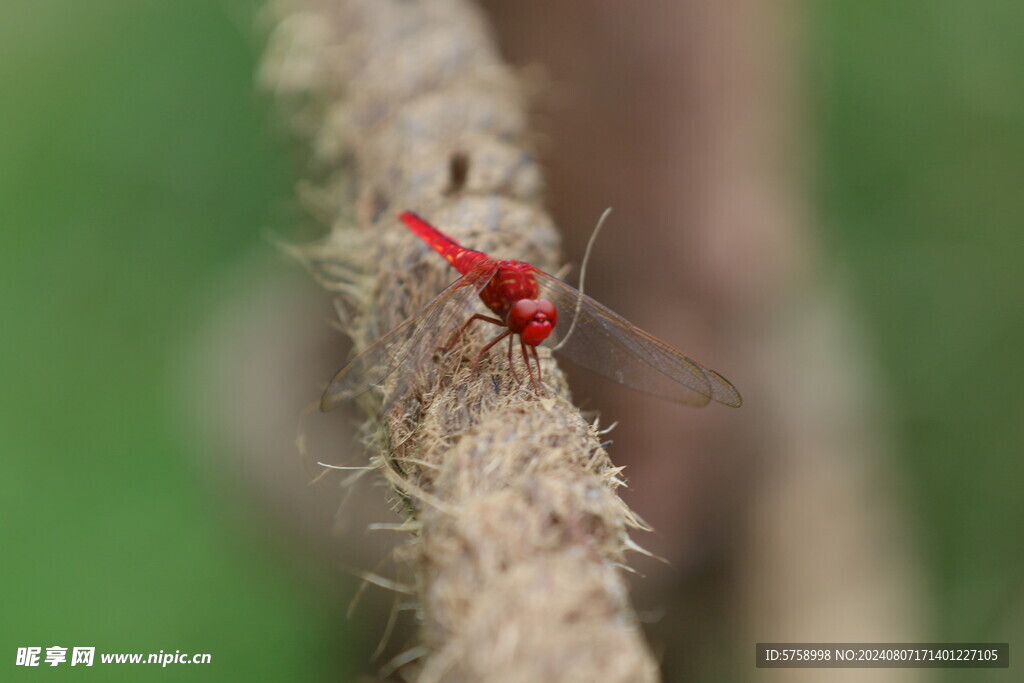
508 298 558 346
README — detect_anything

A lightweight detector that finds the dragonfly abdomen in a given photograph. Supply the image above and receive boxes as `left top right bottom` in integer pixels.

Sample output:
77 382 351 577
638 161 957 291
400 211 487 274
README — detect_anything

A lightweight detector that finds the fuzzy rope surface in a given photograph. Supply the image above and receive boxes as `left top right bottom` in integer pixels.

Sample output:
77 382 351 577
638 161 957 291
262 1 659 680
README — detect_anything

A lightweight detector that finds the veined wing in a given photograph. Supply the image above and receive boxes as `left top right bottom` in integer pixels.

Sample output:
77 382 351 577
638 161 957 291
320 263 499 411
534 269 742 407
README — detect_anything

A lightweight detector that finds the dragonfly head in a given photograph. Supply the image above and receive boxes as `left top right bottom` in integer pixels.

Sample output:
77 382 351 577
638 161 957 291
508 298 558 346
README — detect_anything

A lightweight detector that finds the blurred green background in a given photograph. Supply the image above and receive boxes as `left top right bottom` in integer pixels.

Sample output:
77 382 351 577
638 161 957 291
1 0 1021 680
814 0 1024 657
0 0 357 680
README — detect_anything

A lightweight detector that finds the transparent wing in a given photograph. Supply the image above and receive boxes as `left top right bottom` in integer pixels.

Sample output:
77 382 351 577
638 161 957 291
534 269 742 407
321 263 499 411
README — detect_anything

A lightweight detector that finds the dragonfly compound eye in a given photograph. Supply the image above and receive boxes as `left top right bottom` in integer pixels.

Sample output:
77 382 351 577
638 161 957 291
508 299 539 332
537 298 557 326
509 298 557 346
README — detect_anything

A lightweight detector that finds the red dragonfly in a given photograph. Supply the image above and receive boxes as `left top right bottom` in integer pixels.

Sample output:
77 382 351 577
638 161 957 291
320 211 742 410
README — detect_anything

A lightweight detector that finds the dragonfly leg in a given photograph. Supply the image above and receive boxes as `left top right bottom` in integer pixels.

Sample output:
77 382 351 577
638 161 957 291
440 313 504 351
470 330 511 376
521 337 541 394
530 345 542 385
506 333 520 383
